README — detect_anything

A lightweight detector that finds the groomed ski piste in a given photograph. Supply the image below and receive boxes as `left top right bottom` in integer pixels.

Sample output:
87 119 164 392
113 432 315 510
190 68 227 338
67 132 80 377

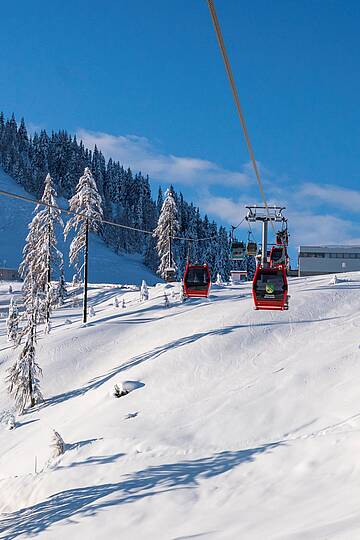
0 270 360 540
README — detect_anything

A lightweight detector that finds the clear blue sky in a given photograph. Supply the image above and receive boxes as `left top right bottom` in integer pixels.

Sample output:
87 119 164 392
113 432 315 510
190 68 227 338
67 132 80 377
1 0 360 252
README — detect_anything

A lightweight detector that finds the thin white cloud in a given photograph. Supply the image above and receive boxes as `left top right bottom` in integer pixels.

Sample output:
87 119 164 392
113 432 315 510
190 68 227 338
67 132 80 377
201 194 359 248
299 183 360 213
77 129 252 187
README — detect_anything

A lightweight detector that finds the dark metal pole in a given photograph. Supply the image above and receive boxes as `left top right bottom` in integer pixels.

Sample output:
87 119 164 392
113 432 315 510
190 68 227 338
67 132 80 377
82 219 89 324
261 220 268 267
46 216 51 327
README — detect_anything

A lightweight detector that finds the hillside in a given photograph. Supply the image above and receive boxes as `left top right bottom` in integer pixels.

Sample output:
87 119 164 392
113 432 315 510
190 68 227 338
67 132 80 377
0 273 359 539
0 168 158 285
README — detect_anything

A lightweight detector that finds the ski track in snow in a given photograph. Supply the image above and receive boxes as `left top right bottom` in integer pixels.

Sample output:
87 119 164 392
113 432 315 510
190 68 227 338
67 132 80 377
0 271 360 533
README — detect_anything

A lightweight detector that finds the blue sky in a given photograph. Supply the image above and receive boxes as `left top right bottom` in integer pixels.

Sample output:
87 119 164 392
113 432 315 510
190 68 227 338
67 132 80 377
1 0 360 258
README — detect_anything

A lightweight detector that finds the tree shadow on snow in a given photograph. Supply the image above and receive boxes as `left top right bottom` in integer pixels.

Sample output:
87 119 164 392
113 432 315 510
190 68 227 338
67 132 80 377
0 441 283 539
44 316 341 409
55 452 125 471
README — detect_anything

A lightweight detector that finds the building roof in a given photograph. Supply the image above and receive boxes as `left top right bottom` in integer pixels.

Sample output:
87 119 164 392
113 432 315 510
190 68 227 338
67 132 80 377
299 245 360 253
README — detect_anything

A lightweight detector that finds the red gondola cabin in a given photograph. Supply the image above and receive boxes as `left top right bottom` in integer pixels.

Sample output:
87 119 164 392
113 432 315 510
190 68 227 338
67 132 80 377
183 263 211 298
252 265 288 310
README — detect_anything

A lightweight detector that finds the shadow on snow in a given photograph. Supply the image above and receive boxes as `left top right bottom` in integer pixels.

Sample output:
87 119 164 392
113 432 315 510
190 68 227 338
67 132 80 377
44 316 341 409
0 442 283 539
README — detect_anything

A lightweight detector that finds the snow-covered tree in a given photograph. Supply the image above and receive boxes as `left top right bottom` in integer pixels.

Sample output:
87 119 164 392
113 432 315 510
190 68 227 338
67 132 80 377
50 429 65 458
122 299 126 308
6 306 43 414
179 282 185 303
6 297 20 344
19 173 63 321
64 167 103 323
140 280 149 302
72 274 80 288
56 271 67 306
114 296 119 308
89 306 95 317
216 273 223 285
154 187 179 279
5 414 16 430
8 285 12 294
64 167 103 279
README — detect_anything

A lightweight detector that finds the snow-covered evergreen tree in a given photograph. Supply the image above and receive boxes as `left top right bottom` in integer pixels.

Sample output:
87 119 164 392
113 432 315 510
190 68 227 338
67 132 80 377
19 173 63 320
64 167 103 280
5 414 16 430
114 296 119 308
216 273 223 285
179 281 185 303
50 429 65 458
154 187 179 279
140 280 149 301
122 298 126 308
56 271 67 306
72 274 80 288
6 305 43 414
6 297 20 344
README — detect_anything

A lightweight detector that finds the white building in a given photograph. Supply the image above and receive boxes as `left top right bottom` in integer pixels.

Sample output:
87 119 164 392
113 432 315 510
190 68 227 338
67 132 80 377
298 246 360 276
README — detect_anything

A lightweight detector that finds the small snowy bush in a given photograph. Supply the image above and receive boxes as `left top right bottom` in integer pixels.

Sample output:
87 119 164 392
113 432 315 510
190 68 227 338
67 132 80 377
50 429 65 458
179 283 185 303
140 280 149 302
6 297 20 344
6 414 16 430
112 383 129 398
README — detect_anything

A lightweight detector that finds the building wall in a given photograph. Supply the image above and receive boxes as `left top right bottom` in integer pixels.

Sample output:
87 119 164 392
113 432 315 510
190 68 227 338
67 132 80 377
298 246 360 276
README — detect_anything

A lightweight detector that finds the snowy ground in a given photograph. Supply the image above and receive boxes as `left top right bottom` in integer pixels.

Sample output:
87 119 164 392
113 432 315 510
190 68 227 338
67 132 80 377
0 273 360 539
0 168 158 285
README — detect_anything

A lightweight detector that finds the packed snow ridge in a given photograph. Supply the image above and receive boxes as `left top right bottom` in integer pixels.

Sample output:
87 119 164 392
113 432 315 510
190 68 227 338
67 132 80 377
0 272 360 539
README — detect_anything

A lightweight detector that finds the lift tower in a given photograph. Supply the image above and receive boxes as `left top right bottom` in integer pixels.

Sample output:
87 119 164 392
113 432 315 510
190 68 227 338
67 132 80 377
245 206 287 267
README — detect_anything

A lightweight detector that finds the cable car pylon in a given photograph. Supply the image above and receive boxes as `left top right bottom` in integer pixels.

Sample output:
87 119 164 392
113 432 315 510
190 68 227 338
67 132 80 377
246 206 290 311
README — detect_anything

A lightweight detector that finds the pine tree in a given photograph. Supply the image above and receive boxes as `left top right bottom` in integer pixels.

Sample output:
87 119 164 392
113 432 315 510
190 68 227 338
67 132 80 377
6 297 20 344
50 429 65 458
64 167 103 323
6 305 43 414
19 174 63 321
164 292 170 308
140 280 149 301
64 167 103 274
154 187 179 279
56 271 67 306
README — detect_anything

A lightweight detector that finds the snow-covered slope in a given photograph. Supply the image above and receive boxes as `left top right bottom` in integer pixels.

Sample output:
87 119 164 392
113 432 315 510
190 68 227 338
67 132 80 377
0 274 360 539
0 168 158 285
